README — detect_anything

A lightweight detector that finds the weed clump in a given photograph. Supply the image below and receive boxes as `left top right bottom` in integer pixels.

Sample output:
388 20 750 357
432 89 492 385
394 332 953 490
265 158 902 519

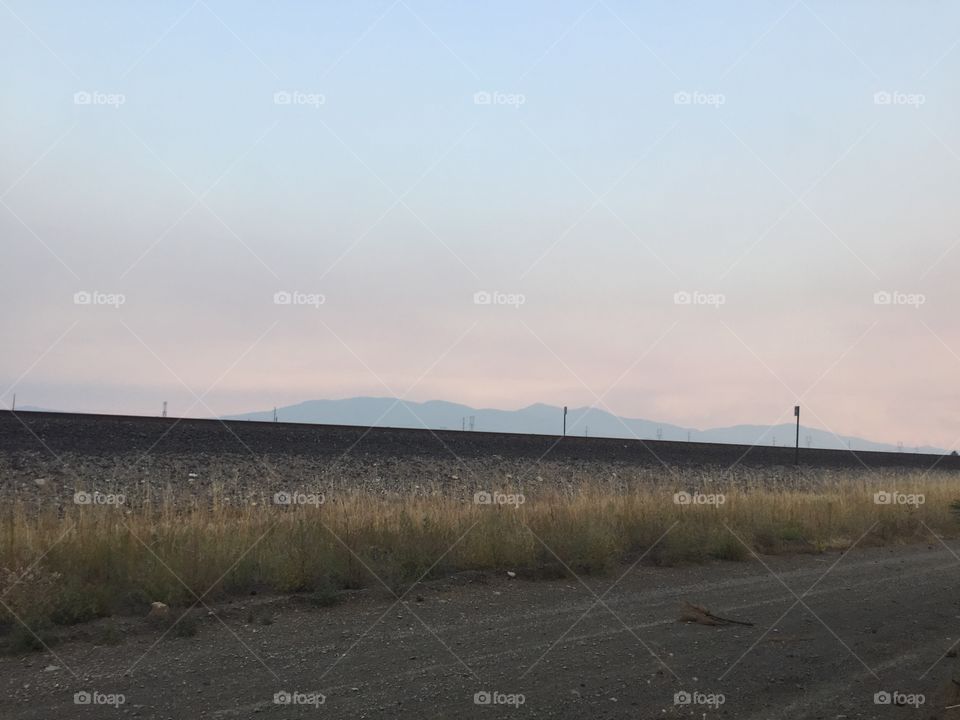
0 469 957 636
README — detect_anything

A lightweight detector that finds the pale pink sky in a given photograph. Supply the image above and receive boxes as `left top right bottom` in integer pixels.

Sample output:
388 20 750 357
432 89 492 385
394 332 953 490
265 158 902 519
3 2 959 449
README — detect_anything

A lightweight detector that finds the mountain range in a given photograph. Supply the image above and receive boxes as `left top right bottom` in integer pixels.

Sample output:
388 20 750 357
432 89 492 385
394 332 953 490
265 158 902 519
225 397 948 454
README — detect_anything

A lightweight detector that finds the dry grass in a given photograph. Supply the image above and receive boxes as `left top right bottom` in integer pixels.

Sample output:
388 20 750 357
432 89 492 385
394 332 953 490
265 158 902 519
1 469 958 639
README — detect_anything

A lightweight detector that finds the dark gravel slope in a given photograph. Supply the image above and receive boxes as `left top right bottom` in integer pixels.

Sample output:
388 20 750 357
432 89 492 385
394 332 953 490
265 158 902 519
2 410 956 470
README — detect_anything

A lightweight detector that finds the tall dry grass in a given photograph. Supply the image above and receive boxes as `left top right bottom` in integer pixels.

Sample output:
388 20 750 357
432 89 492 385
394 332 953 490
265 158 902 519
1 470 958 640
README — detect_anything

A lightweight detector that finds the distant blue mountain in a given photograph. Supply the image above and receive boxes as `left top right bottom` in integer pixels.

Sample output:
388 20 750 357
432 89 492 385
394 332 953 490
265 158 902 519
225 397 948 454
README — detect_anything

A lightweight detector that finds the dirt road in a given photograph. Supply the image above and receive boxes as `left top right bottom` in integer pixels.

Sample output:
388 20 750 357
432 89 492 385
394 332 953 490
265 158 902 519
2 543 959 719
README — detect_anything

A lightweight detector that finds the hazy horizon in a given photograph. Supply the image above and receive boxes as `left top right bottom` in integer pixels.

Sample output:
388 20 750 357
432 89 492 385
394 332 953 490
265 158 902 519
4 394 950 453
4 1 959 450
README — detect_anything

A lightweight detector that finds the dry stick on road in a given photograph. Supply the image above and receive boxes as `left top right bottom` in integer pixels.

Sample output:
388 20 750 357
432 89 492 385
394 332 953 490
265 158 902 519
679 601 755 627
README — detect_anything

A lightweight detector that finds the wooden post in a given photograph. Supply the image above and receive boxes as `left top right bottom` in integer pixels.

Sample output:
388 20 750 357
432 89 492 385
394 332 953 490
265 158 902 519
794 405 800 465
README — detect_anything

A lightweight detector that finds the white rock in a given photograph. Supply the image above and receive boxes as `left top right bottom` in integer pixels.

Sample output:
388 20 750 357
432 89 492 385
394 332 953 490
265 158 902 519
147 601 169 620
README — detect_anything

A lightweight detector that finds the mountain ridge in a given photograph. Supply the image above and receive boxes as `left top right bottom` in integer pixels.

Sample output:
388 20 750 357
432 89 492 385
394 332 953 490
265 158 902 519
224 397 948 454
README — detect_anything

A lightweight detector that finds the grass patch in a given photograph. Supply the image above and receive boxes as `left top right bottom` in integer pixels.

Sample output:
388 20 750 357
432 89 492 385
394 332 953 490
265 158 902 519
95 620 124 646
306 579 342 608
5 620 57 653
171 613 198 638
1 469 958 638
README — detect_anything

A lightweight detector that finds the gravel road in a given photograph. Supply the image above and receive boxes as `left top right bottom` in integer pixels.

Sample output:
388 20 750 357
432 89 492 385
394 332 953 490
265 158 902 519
3 543 959 719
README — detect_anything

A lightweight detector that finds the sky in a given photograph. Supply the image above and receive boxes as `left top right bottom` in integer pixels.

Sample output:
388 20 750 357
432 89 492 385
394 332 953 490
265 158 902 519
2 1 959 449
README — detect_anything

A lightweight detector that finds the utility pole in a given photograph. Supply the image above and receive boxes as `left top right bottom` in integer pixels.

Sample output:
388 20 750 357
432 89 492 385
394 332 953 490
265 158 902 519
11 394 15 412
162 401 167 418
656 426 663 441
794 405 800 465
469 415 475 431
273 407 278 423
562 406 567 436
462 417 466 431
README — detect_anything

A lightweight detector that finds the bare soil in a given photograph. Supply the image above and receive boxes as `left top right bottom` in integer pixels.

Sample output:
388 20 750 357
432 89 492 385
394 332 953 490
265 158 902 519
2 544 959 719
